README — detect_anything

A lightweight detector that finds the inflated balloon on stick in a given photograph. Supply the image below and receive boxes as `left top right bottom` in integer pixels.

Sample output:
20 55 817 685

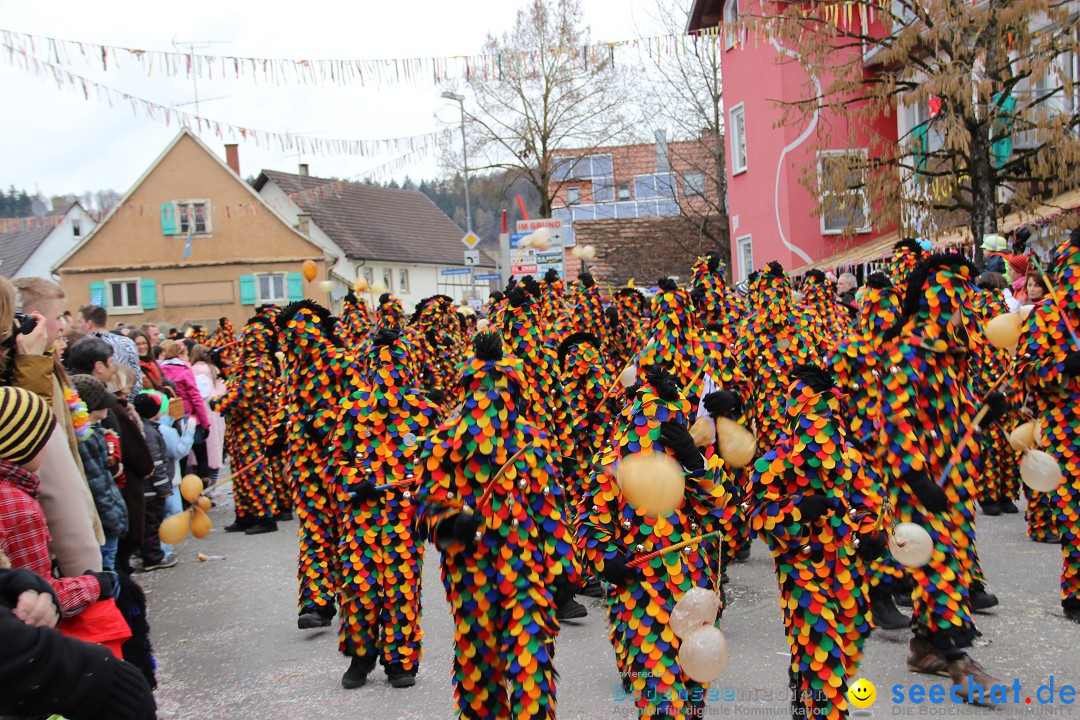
715 417 757 468
889 522 934 568
617 452 685 519
670 587 721 640
302 259 318 283
677 625 730 683
1020 449 1065 492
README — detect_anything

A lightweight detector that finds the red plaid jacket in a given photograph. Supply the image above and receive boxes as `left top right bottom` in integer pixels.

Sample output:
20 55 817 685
0 459 100 613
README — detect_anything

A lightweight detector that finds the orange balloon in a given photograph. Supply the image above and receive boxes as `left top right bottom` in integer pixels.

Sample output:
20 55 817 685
302 259 318 283
191 507 213 538
180 474 203 503
159 511 191 544
196 496 212 512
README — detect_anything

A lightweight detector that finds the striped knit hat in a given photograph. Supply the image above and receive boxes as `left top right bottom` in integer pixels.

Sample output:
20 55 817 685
0 387 56 465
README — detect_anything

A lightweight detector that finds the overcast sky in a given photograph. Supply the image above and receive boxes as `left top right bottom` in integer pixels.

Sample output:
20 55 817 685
0 0 659 200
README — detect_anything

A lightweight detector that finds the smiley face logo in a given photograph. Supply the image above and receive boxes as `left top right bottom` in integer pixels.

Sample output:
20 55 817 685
848 678 877 708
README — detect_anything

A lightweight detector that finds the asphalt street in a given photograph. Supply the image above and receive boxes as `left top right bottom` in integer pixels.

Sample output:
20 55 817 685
143 488 1079 720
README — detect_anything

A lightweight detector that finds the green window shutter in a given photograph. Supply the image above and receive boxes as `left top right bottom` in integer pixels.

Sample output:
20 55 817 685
160 203 177 235
239 274 256 305
140 279 158 310
287 272 304 301
89 281 106 308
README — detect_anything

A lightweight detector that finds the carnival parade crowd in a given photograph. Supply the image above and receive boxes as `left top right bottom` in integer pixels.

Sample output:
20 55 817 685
1 228 1079 720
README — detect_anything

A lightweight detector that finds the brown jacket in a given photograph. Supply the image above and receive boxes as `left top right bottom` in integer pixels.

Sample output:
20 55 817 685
11 354 105 574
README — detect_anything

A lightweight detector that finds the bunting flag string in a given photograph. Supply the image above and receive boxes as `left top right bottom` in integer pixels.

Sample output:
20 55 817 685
1 41 445 157
1 26 732 90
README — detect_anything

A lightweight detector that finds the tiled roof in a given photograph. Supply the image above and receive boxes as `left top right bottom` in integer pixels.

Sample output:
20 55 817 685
255 170 493 267
0 203 73 279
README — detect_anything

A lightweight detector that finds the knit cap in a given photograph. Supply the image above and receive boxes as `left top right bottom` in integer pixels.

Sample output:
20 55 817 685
0 386 56 465
71 374 117 413
132 392 163 420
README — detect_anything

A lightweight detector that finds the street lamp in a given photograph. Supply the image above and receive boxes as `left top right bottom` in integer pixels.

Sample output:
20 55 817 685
441 91 473 234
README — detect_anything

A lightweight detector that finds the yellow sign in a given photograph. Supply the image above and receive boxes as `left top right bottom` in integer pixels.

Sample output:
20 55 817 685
461 231 481 249
848 678 877 709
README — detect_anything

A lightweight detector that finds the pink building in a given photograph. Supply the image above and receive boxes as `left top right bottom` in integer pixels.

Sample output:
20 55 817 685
689 0 898 280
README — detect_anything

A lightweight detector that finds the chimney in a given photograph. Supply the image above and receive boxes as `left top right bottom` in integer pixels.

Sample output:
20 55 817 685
299 163 309 177
225 144 240 175
655 130 670 173
297 213 311 235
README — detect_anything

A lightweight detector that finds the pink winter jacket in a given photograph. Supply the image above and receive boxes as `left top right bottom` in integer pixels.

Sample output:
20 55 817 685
159 358 211 428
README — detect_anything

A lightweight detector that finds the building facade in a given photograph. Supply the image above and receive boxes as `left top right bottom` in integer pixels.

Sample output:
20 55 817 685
54 130 330 328
1 202 96 280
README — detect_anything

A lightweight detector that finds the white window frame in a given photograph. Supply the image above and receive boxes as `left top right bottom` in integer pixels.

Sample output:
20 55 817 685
617 182 632 200
175 199 212 235
254 272 288 305
107 278 141 315
566 186 581 205
382 267 394 292
724 0 740 50
361 266 373 284
817 149 872 235
736 235 753 283
398 268 410 294
729 104 748 175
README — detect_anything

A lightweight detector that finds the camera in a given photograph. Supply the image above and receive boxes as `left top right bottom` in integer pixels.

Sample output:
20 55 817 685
13 312 38 336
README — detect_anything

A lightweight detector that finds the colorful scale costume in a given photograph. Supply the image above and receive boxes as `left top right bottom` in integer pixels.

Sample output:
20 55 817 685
554 272 607 347
415 333 580 720
210 315 281 523
970 288 1022 510
207 317 238 368
579 367 731 720
888 238 925 287
608 287 649 370
690 254 742 342
188 324 210 346
876 255 990 658
637 279 706 407
331 329 439 684
338 291 372 346
748 365 874 720
1016 230 1080 621
269 301 365 621
827 274 911 614
538 269 566 344
734 262 822 453
556 332 616 512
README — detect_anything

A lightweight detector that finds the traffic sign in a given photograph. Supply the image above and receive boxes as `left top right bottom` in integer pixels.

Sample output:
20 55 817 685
461 231 481 249
440 267 472 276
464 249 480 266
515 219 570 247
474 273 501 281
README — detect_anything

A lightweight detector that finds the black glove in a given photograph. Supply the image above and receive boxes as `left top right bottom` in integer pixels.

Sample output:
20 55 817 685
605 306 621 327
0 568 60 613
601 553 638 586
855 532 888 561
702 390 742 419
1065 351 1080 375
266 421 290 458
659 421 705 473
906 471 949 514
349 480 384 504
452 512 482 546
428 389 446 405
797 494 831 524
90 570 118 601
978 391 1007 429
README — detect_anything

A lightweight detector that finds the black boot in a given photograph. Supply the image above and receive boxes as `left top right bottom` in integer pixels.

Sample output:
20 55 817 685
342 656 375 689
275 509 294 522
870 584 910 630
224 515 256 533
298 606 334 629
1000 499 1019 514
578 576 604 598
557 596 588 620
385 662 417 689
970 581 999 612
244 518 278 535
981 501 1001 516
1063 598 1080 624
734 546 751 563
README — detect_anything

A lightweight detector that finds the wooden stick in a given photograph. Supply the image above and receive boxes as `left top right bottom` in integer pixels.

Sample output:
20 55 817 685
628 531 721 568
203 456 266 494
476 443 535 510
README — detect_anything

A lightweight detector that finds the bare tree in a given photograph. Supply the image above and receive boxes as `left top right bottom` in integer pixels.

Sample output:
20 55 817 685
637 0 731 268
447 0 632 218
757 0 1080 254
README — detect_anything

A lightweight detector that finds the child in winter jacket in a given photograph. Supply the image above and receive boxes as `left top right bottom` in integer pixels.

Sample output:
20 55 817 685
156 400 196 557
70 376 128 571
131 393 178 571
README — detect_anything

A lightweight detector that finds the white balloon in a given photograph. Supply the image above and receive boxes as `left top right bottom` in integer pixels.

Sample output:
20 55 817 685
1021 449 1065 492
678 625 729 683
889 522 934 568
670 587 721 639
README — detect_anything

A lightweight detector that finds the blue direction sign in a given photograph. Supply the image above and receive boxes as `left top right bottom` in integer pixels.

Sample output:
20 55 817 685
474 273 501 281
440 267 472 276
